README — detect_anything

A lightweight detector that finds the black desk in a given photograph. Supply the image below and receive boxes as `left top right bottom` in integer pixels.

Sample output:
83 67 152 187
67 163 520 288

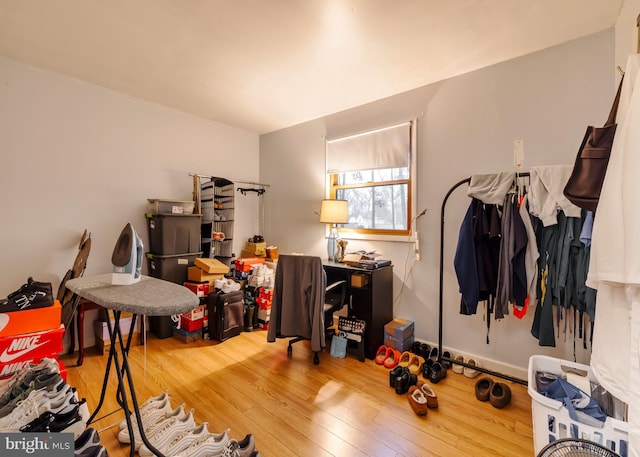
323 262 393 359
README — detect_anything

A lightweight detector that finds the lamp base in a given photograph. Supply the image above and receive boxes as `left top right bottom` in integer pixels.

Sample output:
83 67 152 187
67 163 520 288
326 229 339 262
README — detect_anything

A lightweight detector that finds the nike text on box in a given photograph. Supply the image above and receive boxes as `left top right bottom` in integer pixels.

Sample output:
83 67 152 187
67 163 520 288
0 300 61 337
0 432 74 457
0 325 64 377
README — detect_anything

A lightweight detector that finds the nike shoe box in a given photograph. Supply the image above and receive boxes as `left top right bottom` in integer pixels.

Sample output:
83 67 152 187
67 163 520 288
0 325 65 378
0 300 61 337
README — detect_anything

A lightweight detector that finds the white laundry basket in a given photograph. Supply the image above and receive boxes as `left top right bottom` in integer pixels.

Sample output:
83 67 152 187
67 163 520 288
528 355 628 456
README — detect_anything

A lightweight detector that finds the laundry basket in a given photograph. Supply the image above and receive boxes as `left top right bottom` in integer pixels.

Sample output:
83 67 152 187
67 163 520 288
528 355 628 457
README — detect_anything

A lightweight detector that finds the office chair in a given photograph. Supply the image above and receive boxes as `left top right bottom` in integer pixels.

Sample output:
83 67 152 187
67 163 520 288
266 255 347 364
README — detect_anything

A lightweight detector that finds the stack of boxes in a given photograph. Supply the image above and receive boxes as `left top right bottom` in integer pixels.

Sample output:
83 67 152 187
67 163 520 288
256 287 273 329
0 300 66 380
145 202 202 339
177 258 229 343
384 318 415 353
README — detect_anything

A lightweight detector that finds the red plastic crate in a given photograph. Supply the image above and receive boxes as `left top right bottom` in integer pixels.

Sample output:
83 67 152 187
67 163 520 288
180 315 203 332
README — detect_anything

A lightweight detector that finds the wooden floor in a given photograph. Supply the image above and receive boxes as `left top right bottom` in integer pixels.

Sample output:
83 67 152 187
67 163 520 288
60 330 534 457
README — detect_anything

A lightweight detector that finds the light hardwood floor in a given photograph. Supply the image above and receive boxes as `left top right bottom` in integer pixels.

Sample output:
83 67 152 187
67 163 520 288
60 330 534 457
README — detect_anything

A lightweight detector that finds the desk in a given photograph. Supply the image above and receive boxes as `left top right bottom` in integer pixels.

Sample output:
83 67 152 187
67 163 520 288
323 262 393 359
66 274 199 457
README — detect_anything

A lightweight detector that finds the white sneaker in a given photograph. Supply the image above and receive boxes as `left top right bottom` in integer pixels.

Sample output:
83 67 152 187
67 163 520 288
117 403 186 450
221 279 240 293
222 434 255 457
158 422 212 457
137 409 196 456
173 428 230 457
118 390 171 430
214 277 226 290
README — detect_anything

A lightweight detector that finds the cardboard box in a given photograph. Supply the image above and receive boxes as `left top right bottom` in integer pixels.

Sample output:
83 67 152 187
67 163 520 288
0 300 61 337
384 334 415 352
182 304 206 321
194 258 229 274
235 257 266 272
183 281 210 298
93 317 140 341
351 273 369 288
96 333 140 355
384 318 415 341
245 241 267 256
180 315 203 332
188 266 224 288
266 246 279 260
257 308 271 322
173 327 202 344
0 325 64 367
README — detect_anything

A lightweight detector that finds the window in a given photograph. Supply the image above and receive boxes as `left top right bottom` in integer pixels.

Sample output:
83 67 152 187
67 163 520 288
326 121 416 239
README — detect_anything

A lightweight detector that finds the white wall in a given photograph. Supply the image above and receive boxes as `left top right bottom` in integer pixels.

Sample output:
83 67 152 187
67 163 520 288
0 56 260 347
615 0 640 70
260 29 615 377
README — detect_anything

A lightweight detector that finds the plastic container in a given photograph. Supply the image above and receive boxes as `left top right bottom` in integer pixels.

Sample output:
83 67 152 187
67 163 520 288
146 214 201 255
528 355 628 456
147 199 195 215
146 252 202 285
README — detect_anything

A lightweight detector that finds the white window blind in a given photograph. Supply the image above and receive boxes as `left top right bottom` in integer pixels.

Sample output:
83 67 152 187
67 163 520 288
326 122 411 173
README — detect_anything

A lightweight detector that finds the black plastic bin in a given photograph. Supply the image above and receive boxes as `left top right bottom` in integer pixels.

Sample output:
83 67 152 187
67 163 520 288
146 251 202 285
146 214 201 255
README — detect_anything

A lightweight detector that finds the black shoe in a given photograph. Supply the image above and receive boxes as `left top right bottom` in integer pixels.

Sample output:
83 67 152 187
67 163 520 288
21 403 85 434
1 277 53 312
429 362 447 384
75 445 109 457
389 366 406 388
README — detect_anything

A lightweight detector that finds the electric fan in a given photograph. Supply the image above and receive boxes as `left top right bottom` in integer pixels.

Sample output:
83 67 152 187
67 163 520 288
537 438 621 457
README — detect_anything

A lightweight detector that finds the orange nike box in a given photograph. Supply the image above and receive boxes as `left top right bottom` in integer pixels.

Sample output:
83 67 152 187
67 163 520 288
0 353 59 378
0 300 61 337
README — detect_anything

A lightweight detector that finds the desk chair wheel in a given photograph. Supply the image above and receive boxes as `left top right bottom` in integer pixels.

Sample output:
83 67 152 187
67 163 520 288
287 343 293 355
313 353 319 365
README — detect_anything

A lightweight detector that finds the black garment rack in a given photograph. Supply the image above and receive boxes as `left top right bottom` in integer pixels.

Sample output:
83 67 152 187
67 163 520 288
437 173 530 386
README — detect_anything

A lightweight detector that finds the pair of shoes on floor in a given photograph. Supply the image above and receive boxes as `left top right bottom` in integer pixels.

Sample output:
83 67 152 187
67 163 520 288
407 380 439 416
397 351 423 375
375 346 401 369
118 404 191 450
389 366 418 395
422 359 448 384
118 390 172 430
475 377 512 409
173 432 256 457
410 341 432 360
451 354 482 378
75 427 108 457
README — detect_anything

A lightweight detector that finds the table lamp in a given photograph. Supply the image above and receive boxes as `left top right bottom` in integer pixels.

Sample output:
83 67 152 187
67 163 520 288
320 199 349 262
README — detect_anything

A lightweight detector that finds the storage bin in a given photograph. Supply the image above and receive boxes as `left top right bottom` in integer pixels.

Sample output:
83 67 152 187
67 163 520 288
146 252 202 284
146 214 201 255
528 355 629 456
150 316 175 339
147 199 195 215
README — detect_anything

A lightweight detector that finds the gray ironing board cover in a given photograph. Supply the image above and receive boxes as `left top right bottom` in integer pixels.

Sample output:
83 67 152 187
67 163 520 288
66 274 199 316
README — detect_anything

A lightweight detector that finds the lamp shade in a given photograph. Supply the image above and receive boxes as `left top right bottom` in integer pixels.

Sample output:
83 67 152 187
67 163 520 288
320 199 349 224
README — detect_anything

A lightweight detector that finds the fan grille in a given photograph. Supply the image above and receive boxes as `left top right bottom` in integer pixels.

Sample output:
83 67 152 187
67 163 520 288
537 438 621 457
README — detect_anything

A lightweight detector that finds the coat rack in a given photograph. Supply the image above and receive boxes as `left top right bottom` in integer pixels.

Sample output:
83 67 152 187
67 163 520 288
438 173 531 386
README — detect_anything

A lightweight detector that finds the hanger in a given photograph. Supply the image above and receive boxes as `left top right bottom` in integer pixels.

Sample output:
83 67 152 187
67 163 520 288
237 187 265 196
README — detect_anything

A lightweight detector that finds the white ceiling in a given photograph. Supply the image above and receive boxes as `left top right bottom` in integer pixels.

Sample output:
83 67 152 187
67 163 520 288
0 1 623 134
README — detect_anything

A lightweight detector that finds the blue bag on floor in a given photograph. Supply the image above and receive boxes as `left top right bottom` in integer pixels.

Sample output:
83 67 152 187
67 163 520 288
330 335 347 358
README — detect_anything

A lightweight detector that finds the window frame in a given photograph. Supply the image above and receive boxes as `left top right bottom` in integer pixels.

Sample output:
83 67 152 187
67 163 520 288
325 120 417 242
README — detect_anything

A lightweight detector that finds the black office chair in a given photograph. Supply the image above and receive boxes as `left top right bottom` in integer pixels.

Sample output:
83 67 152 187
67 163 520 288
267 255 347 364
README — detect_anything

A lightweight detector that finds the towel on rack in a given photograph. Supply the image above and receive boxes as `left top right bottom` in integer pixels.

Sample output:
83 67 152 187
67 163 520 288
528 165 581 227
467 171 514 205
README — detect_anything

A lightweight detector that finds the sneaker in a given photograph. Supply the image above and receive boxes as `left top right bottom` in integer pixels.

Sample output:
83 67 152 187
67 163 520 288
0 277 53 312
147 422 211 457
117 403 186 450
0 372 66 416
136 409 196 456
214 277 226 290
222 434 255 457
75 445 108 457
173 428 230 457
0 386 68 431
118 391 171 430
221 279 240 293
0 358 59 395
20 402 87 438
74 427 101 454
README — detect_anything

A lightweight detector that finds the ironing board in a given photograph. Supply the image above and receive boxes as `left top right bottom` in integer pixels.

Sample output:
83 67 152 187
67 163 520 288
66 274 199 457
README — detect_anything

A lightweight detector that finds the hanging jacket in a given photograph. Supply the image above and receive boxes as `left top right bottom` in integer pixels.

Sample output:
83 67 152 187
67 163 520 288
454 199 480 315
